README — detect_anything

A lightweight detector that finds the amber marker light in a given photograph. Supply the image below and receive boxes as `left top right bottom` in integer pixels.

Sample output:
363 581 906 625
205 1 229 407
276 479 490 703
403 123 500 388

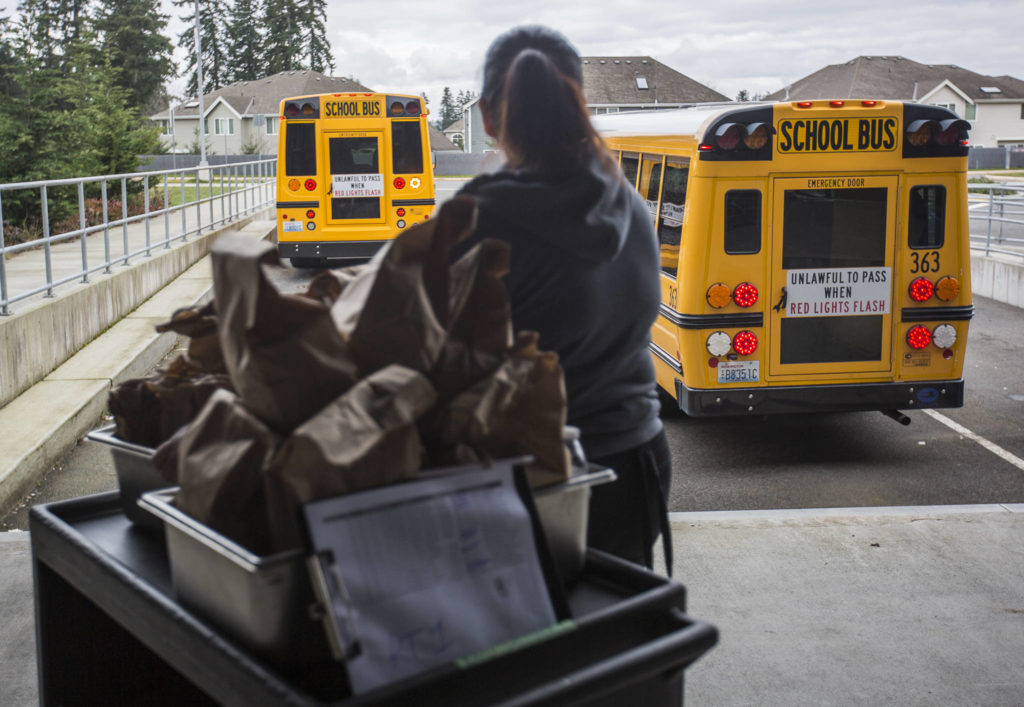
288 178 301 191
935 276 960 302
707 283 732 309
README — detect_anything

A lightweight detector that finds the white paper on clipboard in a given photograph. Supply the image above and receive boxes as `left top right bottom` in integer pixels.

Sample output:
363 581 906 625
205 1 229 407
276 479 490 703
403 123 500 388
303 461 557 694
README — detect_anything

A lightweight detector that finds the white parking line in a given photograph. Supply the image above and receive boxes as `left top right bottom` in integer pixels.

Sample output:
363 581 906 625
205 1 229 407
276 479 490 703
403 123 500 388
923 408 1024 471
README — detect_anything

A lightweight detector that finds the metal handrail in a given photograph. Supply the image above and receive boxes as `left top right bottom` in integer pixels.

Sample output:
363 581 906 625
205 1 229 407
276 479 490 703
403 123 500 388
968 183 1024 260
0 159 276 315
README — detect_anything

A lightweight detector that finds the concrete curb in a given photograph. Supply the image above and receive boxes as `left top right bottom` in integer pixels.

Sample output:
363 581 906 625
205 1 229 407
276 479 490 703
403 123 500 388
0 219 275 514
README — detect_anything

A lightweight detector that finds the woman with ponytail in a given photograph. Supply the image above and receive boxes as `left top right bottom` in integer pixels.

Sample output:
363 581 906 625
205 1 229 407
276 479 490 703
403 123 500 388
455 26 671 571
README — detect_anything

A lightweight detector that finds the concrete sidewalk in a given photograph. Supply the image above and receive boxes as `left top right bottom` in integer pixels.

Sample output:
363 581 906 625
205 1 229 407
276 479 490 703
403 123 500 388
2 506 1021 705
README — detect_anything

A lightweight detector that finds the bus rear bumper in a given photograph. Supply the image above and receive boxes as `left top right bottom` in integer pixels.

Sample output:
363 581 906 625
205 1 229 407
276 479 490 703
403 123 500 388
278 240 388 260
676 379 965 416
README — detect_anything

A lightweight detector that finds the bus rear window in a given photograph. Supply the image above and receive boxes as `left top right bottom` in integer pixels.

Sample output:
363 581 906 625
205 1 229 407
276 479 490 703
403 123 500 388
724 190 761 254
391 121 423 174
908 185 945 248
285 123 316 176
782 188 886 269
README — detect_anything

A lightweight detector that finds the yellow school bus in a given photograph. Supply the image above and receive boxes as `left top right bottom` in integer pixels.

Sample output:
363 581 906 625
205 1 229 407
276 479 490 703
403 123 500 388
275 92 435 266
595 100 972 421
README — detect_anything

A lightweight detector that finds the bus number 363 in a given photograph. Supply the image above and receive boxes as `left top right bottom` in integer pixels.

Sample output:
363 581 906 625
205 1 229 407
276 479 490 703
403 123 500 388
910 251 940 273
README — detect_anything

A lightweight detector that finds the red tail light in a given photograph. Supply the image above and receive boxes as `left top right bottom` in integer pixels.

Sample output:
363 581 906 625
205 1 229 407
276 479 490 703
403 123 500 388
305 209 315 219
732 282 758 308
396 208 406 217
393 177 405 189
732 330 758 356
909 277 934 302
304 179 317 191
907 325 932 349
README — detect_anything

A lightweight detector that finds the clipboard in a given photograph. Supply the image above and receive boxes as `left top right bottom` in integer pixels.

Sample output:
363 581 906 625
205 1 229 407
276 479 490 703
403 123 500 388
302 458 569 695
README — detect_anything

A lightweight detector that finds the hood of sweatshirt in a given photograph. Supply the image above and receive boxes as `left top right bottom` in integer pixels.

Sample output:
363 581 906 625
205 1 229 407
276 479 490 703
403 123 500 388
457 154 636 264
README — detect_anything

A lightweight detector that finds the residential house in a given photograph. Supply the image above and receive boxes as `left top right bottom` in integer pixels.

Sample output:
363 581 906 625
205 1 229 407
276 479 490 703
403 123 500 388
765 56 1024 148
461 56 730 153
150 71 372 156
442 117 465 150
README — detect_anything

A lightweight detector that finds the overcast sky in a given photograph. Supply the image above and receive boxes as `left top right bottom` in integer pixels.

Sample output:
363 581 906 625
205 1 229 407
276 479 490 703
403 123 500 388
165 0 1024 108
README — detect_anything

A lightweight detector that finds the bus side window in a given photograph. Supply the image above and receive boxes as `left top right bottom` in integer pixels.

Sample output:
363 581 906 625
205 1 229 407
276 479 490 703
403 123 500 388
620 153 639 188
639 155 663 227
657 161 688 275
285 123 317 176
724 190 761 254
908 185 945 248
392 121 424 174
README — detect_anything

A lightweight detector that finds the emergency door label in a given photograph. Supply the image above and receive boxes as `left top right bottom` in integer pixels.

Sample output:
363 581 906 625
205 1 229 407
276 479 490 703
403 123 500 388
785 267 891 317
332 173 383 198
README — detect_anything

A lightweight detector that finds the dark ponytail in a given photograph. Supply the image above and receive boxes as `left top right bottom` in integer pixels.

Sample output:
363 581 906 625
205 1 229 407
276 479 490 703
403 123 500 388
481 25 608 177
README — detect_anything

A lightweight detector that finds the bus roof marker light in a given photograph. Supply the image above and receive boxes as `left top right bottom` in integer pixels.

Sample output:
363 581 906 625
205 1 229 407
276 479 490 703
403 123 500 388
932 324 957 349
732 330 758 356
706 283 732 308
935 276 960 301
861 100 878 107
909 277 934 302
732 282 759 308
829 100 845 107
907 325 932 350
796 101 813 108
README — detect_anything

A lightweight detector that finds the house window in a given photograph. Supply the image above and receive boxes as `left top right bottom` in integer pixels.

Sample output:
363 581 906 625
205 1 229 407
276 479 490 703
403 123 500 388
214 118 234 135
933 102 956 114
1020 104 1024 120
265 116 278 134
965 104 976 120
159 120 172 136
636 77 649 90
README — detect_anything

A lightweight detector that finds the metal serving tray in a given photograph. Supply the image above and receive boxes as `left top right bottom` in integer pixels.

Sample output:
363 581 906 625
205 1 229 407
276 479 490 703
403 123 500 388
138 489 329 663
87 425 167 529
534 465 616 585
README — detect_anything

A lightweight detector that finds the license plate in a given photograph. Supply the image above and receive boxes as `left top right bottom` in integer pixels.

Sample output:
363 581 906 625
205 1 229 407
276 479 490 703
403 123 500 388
282 220 303 232
717 361 759 384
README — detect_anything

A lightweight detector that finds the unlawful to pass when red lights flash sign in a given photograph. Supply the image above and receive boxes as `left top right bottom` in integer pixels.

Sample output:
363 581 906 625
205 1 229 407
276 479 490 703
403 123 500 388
786 267 891 317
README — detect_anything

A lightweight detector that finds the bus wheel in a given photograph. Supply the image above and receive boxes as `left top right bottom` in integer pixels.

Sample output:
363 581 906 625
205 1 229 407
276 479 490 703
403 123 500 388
290 257 325 269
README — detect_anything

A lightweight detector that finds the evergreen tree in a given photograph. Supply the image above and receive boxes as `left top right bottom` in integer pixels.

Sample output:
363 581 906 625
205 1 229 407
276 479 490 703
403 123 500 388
295 0 332 73
95 0 175 111
736 89 750 102
262 0 301 74
438 86 457 130
456 89 477 109
174 0 228 96
224 0 262 82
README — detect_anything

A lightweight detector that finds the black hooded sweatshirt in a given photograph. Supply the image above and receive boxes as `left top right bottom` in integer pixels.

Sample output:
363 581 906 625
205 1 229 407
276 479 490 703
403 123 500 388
454 155 662 459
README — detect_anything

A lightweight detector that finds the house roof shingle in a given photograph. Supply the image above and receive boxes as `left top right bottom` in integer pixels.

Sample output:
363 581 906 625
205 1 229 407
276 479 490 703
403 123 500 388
580 56 729 105
151 70 373 119
764 56 1024 102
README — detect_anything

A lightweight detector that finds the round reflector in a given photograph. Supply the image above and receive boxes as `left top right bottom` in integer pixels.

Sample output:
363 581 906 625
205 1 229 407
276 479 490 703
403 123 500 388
390 101 404 115
714 123 743 150
305 209 315 219
287 178 301 191
304 179 316 191
932 323 957 349
706 331 732 357
908 277 934 302
906 325 932 349
935 276 960 301
405 100 421 116
393 177 406 189
732 330 758 356
732 282 758 308
396 208 406 217
706 283 732 309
